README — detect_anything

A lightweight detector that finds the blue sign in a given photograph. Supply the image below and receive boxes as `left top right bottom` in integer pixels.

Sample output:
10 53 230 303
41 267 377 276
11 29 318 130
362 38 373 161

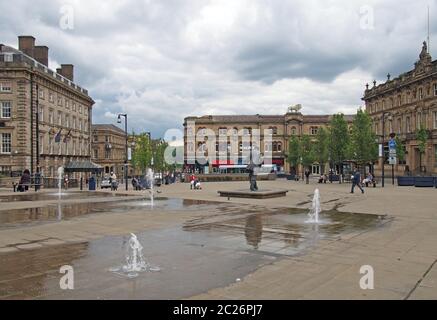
388 138 396 149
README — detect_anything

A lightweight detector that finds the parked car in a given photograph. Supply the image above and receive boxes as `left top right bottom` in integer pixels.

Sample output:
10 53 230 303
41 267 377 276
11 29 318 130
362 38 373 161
101 178 112 189
154 172 162 186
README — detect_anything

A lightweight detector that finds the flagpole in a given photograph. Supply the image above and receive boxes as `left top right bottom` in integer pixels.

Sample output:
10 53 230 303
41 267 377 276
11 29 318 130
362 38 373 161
428 5 430 53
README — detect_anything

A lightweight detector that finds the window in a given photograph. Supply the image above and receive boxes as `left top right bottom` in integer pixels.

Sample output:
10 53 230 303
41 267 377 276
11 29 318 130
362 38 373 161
397 118 402 135
105 149 110 159
4 53 13 62
419 88 423 100
0 82 12 92
49 109 54 124
72 103 76 111
310 127 318 135
49 92 54 103
105 135 109 142
434 84 437 96
79 120 83 131
435 145 437 167
406 117 411 133
375 123 379 135
65 100 69 109
398 95 402 107
434 111 437 129
38 106 44 122
291 127 297 135
218 128 227 136
417 112 422 129
1 133 11 153
269 126 278 135
72 117 76 129
65 115 69 128
58 111 62 126
93 135 98 142
39 135 43 155
57 96 62 106
1 101 11 118
79 105 82 114
94 149 98 159
49 136 53 154
39 89 44 99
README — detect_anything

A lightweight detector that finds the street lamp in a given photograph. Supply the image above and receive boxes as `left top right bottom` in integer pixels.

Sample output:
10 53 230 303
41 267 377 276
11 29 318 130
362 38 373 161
117 113 128 191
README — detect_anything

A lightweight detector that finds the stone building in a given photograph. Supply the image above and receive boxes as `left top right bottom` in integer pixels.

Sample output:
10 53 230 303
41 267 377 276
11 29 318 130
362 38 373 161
362 41 437 176
91 124 127 177
183 107 354 175
0 36 94 178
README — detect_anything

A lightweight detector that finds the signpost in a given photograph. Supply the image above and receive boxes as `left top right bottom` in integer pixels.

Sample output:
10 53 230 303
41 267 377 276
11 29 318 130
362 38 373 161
388 135 396 185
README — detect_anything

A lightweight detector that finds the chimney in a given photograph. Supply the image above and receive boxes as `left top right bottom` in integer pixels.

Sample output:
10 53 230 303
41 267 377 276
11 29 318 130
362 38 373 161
34 46 49 66
56 68 62 75
60 64 74 81
18 36 35 58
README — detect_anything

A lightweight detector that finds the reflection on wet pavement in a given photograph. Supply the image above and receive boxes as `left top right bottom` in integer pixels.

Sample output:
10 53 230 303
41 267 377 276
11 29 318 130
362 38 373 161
0 191 129 202
0 196 391 299
0 198 247 229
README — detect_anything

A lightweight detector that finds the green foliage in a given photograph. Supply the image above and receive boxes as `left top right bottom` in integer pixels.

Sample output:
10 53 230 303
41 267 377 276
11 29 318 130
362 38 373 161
349 109 378 165
329 113 350 167
314 127 329 172
416 125 428 155
395 136 405 162
131 133 153 174
288 136 301 168
300 135 316 168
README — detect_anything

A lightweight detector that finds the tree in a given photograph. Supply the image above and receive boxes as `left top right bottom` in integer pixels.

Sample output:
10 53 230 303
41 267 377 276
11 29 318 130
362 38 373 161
416 125 428 172
131 132 153 174
288 136 301 175
301 135 316 172
395 136 405 164
314 127 329 174
152 139 169 173
329 113 350 177
349 109 378 171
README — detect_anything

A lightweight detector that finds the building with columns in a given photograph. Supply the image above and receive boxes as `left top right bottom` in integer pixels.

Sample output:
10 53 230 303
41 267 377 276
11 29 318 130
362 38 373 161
183 107 354 175
0 36 94 178
362 41 437 176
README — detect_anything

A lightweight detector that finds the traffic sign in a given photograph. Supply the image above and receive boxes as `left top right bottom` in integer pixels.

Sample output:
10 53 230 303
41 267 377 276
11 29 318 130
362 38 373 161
389 138 396 150
389 156 396 165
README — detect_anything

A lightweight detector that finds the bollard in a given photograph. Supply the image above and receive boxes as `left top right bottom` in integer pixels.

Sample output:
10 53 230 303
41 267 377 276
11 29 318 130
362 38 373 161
80 177 83 191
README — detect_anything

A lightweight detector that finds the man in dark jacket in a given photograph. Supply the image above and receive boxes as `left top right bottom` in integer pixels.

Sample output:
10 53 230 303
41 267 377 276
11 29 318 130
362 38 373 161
350 169 364 194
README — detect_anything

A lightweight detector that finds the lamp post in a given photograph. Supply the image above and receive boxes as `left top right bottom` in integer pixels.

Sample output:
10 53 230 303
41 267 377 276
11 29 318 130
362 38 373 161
117 113 128 191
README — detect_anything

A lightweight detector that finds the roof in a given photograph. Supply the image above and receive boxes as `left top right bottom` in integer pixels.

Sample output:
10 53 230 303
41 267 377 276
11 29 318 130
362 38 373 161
185 113 354 124
63 161 103 173
91 124 126 135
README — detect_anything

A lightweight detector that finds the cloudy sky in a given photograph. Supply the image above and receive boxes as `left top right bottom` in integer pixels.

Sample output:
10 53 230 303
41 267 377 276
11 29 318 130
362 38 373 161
1 0 436 137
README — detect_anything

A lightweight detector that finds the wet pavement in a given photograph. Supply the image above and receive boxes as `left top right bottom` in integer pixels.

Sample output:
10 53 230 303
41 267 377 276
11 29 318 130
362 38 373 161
0 196 390 299
0 191 128 202
0 198 241 229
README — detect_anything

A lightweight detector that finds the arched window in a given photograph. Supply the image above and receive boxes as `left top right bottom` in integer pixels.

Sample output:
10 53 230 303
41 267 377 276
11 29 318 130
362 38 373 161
291 127 297 135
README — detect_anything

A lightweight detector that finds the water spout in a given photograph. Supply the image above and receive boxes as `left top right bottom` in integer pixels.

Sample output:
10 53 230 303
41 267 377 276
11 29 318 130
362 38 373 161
57 167 64 198
109 233 160 278
146 168 154 207
307 189 321 223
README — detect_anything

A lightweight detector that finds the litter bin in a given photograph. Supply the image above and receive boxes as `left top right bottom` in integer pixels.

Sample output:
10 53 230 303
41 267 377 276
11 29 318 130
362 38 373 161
88 176 96 191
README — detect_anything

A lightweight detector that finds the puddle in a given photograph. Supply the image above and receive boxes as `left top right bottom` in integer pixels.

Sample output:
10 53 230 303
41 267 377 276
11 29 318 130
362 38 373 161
0 191 129 202
0 198 245 228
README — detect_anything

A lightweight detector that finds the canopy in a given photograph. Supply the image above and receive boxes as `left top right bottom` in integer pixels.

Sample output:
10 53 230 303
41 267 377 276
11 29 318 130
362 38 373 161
63 161 103 173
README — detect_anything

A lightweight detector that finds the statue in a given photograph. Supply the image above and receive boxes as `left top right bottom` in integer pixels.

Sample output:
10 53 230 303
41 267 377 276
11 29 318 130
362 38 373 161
247 146 262 192
288 104 302 113
420 41 428 59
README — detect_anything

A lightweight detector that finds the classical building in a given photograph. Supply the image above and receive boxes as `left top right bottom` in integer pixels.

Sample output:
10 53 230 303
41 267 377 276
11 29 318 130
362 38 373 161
183 107 354 175
91 124 127 177
0 36 94 178
363 41 437 176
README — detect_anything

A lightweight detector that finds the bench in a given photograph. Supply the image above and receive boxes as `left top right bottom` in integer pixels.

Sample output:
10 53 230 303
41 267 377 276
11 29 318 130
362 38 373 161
365 179 378 188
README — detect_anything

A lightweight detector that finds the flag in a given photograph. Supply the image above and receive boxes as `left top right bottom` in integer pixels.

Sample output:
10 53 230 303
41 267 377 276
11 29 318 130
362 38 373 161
54 128 62 143
63 129 72 143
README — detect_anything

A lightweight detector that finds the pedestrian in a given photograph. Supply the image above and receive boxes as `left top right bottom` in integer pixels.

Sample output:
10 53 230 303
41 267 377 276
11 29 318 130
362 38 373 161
305 169 310 184
350 169 364 194
189 173 196 190
110 171 117 191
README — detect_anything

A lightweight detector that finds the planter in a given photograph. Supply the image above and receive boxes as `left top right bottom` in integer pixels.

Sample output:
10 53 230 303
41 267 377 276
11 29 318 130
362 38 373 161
286 174 295 180
414 176 435 187
397 176 415 186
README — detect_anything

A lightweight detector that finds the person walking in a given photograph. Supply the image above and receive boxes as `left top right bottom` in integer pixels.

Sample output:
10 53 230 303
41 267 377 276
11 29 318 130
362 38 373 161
350 169 364 194
304 169 310 184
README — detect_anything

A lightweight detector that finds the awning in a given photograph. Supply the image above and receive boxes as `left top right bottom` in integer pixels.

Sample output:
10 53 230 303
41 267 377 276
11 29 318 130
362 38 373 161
212 159 235 166
63 161 103 173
